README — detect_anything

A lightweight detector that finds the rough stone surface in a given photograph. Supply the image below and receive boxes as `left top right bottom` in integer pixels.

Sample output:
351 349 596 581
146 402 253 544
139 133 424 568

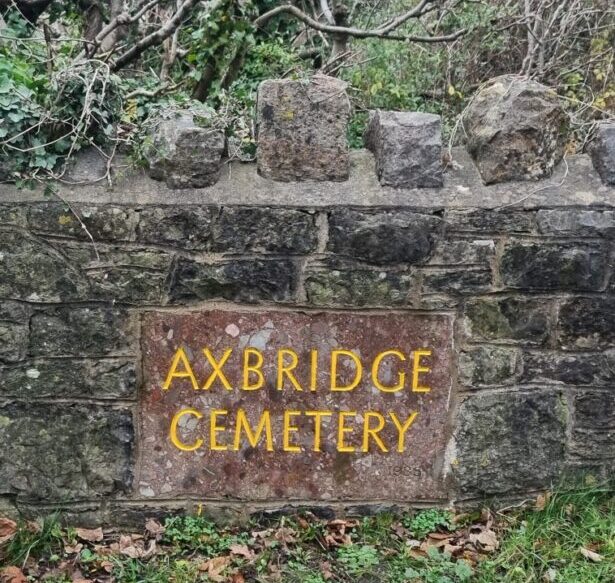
29 307 136 357
463 297 550 345
364 111 443 187
0 301 30 363
463 76 568 184
445 210 534 233
422 269 492 294
256 76 350 182
570 392 615 460
459 346 520 387
536 210 615 238
0 230 89 301
136 206 215 250
328 210 440 265
169 258 297 303
0 360 136 399
558 297 615 350
453 391 567 494
427 239 495 266
501 241 606 291
588 122 615 185
521 351 615 386
0 205 27 226
0 403 133 500
305 262 412 306
213 208 317 253
145 112 225 188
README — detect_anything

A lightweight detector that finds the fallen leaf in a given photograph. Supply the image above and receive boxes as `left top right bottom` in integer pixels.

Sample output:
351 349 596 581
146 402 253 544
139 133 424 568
230 543 254 560
64 543 83 554
0 566 27 583
580 547 603 562
535 492 551 511
75 527 104 543
145 518 165 540
230 574 245 583
0 519 17 545
469 529 499 552
198 556 231 582
320 560 334 580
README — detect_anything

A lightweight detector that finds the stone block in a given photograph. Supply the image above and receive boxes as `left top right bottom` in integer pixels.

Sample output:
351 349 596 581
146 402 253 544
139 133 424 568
536 210 615 238
28 203 138 241
169 257 297 303
327 210 440 265
364 110 443 187
558 297 615 350
0 403 133 500
501 241 606 291
463 297 550 345
445 210 534 233
570 392 615 460
0 359 136 399
588 122 615 185
213 207 318 253
304 262 412 306
29 307 136 357
0 230 89 301
521 351 615 386
459 346 520 387
427 239 495 266
452 391 567 494
0 302 30 363
256 76 350 181
145 111 225 188
136 206 215 250
463 76 567 184
422 268 492 294
0 205 27 227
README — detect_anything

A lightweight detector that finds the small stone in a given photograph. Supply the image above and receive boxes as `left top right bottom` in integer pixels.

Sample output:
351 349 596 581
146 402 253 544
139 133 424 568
0 302 30 363
588 122 615 185
500 241 606 291
536 210 615 238
558 297 615 350
327 210 440 265
422 268 492 294
427 239 495 266
256 75 351 181
364 110 443 187
445 210 534 233
569 392 615 461
463 76 568 184
144 110 225 188
521 351 615 386
136 206 215 250
459 346 520 387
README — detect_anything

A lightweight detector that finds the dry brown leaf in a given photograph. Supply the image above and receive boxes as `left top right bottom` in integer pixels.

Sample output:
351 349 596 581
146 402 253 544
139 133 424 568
580 546 603 562
274 526 297 544
0 566 27 583
428 532 452 540
230 543 254 560
198 556 231 582
145 518 165 540
469 529 499 552
0 519 17 545
535 492 551 511
75 527 104 543
230 574 245 583
64 543 83 554
320 560 334 580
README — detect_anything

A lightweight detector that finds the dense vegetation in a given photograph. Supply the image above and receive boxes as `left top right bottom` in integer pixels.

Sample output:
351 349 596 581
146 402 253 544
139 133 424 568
0 0 613 187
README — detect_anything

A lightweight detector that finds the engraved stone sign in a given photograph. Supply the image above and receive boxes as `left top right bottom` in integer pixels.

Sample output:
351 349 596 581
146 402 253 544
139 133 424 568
139 310 454 501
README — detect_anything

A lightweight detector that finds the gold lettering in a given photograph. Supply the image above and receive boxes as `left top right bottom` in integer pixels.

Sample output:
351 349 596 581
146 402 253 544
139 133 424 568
412 349 432 392
305 410 332 452
337 411 356 452
371 350 406 393
169 408 203 451
277 349 303 391
202 348 233 391
309 349 318 392
242 348 264 390
362 411 388 452
330 350 362 391
389 412 418 452
163 347 199 391
233 409 273 451
209 409 228 450
283 410 302 452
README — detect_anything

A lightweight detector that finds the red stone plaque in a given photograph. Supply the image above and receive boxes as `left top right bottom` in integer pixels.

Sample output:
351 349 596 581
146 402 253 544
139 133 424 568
138 310 454 501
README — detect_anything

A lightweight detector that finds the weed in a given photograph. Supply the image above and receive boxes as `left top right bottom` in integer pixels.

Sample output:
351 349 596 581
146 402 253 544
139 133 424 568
3 515 63 566
337 544 380 576
403 508 453 539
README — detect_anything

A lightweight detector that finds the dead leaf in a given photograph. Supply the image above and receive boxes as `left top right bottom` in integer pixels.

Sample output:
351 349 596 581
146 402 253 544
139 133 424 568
0 519 17 545
64 543 83 554
198 556 231 582
535 492 551 511
469 529 499 552
145 518 165 540
0 566 27 583
75 527 104 543
230 543 254 560
230 574 245 583
580 547 603 562
320 560 334 580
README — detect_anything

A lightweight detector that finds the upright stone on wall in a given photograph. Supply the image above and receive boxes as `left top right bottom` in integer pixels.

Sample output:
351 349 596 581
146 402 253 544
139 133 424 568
588 122 615 185
463 75 567 184
256 75 351 181
364 111 443 188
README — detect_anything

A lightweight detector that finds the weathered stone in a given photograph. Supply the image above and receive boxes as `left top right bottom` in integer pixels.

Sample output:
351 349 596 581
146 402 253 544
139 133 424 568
145 111 225 188
521 351 615 386
445 210 534 233
28 203 138 241
0 230 89 301
428 239 495 266
0 205 27 226
0 302 30 363
558 297 615 350
0 403 133 500
136 206 215 250
588 122 615 185
569 392 615 460
169 257 297 303
328 210 440 265
463 297 550 345
213 207 317 253
364 110 443 187
459 346 520 387
463 76 567 184
422 269 492 294
256 76 350 181
501 241 606 291
0 359 136 399
305 262 412 306
452 391 567 494
29 307 136 357
536 210 615 238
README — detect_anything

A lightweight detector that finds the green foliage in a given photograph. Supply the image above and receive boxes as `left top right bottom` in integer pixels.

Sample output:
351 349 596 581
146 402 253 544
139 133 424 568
337 543 380 575
388 547 473 583
3 515 63 566
403 508 453 539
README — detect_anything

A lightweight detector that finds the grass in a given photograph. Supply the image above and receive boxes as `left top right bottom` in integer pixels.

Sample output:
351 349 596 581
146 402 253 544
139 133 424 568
0 485 613 582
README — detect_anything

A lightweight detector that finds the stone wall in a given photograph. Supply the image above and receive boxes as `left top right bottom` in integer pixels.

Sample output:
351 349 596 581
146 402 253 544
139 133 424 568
0 146 613 525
